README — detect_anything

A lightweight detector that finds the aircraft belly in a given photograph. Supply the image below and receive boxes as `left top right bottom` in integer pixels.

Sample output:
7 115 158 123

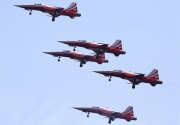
45 10 53 15
89 47 98 51
102 72 119 77
76 43 86 47
73 57 81 61
124 77 132 80
111 72 122 77
101 113 110 117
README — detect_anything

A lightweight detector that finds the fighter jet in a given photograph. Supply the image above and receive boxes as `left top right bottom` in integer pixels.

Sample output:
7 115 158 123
93 69 163 89
73 106 137 124
43 50 108 67
14 2 81 21
58 39 126 58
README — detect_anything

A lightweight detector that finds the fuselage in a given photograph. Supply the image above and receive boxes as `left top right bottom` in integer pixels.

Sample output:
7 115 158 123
94 70 162 84
60 40 125 55
14 4 81 17
74 107 136 121
44 51 108 64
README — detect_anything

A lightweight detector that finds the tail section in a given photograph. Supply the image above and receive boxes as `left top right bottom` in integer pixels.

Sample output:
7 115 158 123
110 39 122 49
66 2 77 12
146 69 159 80
122 106 134 116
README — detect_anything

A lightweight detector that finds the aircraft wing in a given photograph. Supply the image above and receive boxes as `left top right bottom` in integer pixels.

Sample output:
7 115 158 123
126 73 145 82
97 44 109 48
130 74 145 79
73 55 91 62
84 55 92 58
55 7 64 11
111 112 121 117
133 74 145 78
81 55 92 60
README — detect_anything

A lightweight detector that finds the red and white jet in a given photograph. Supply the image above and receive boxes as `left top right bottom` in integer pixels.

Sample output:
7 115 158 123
58 39 126 58
14 2 81 21
73 106 137 124
93 69 163 89
44 50 108 67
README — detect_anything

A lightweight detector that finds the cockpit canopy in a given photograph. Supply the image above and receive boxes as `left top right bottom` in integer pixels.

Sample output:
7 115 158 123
63 50 70 52
34 3 42 5
114 70 121 71
78 40 86 42
92 106 99 108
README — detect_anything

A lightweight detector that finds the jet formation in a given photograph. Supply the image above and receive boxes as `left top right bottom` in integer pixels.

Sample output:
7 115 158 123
14 1 164 124
14 2 81 21
73 106 137 124
58 39 126 58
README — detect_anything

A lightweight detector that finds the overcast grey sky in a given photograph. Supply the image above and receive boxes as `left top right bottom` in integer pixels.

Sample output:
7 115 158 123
0 0 179 125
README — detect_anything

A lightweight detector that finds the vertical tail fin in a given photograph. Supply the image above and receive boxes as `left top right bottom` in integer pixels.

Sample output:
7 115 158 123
110 39 122 49
66 2 77 12
122 106 134 116
146 69 159 80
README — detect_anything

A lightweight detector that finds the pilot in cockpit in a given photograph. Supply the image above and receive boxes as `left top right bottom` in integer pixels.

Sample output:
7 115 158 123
78 40 86 42
35 3 41 5
93 106 99 108
63 50 70 52
114 70 121 71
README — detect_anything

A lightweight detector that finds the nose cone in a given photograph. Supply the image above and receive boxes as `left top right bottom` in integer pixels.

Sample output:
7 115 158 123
14 5 24 8
58 41 67 43
93 71 104 74
58 41 73 45
73 107 80 110
43 52 54 55
73 107 85 111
